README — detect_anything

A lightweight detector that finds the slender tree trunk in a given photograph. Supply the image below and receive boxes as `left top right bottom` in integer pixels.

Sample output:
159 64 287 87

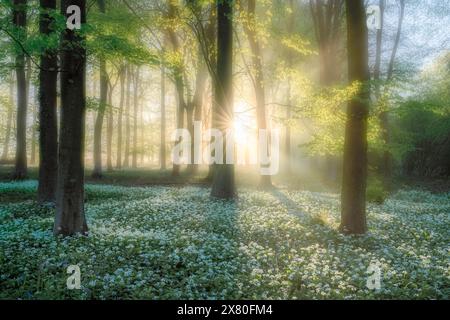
310 0 343 181
284 0 294 175
166 2 187 177
25 57 36 165
340 0 370 235
106 80 113 171
1 77 14 161
243 0 272 188
172 75 185 177
124 65 131 168
54 0 88 237
132 67 140 168
380 0 405 183
206 86 215 182
13 0 28 180
116 65 125 169
140 89 144 166
30 90 37 165
92 0 107 178
188 56 208 174
186 104 194 172
211 0 235 199
160 64 167 170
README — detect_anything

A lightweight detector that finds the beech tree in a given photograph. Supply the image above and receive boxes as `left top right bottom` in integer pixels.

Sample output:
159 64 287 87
160 64 167 170
1 76 14 162
241 0 272 188
54 0 88 237
116 64 125 169
37 0 58 203
211 0 235 199
12 0 27 180
340 0 370 234
92 0 108 178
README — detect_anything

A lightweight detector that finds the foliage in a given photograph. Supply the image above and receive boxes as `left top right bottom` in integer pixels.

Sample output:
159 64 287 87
366 176 388 204
1 182 448 299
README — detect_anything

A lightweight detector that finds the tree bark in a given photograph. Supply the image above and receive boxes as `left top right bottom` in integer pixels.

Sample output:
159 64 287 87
12 0 28 180
139 85 145 165
340 0 370 235
211 0 235 199
1 76 14 161
106 79 114 171
284 0 294 175
54 0 88 237
167 12 187 176
25 57 36 165
160 64 167 170
30 90 37 165
132 67 140 168
92 0 107 178
116 65 125 169
380 0 405 183
124 65 131 168
310 0 344 181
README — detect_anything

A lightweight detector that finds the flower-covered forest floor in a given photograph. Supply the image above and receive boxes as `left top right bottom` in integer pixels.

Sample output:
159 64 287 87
0 180 449 300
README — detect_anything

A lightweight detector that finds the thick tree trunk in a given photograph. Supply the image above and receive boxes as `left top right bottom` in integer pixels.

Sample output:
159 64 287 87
243 0 272 188
340 0 370 235
54 0 88 237
13 0 28 180
116 65 125 169
132 67 140 168
211 0 235 199
92 0 107 178
160 65 167 170
1 77 14 161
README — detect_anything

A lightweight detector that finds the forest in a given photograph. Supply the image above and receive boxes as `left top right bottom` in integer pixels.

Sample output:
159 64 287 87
0 0 449 300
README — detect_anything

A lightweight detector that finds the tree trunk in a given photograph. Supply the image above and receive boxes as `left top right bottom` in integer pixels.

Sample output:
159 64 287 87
188 52 209 174
92 0 107 178
132 67 140 168
116 65 125 169
25 57 36 165
139 87 145 166
211 0 235 199
160 64 167 170
106 80 114 172
340 0 370 235
380 0 405 183
54 0 88 237
38 0 58 203
124 65 131 168
284 0 294 175
13 0 28 180
243 0 272 188
1 76 14 161
172 75 185 177
30 89 37 165
310 0 343 181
